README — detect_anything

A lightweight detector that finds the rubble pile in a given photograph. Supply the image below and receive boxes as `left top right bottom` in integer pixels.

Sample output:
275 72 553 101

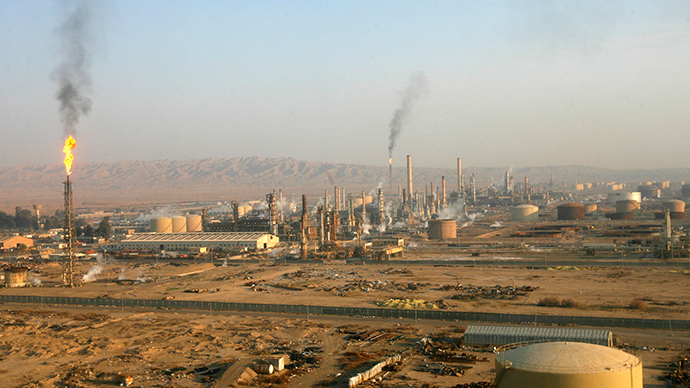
416 362 468 376
374 298 440 309
445 284 538 301
661 356 690 386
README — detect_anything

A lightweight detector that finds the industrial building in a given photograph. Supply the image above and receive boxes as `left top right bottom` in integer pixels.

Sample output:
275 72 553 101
494 342 642 388
120 232 279 251
463 325 612 347
0 235 34 251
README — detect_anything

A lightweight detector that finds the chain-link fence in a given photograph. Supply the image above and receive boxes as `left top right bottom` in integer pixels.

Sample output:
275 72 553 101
1 294 688 331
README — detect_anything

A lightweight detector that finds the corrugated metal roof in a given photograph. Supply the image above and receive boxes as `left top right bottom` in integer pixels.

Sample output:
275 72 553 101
122 232 273 243
464 325 612 347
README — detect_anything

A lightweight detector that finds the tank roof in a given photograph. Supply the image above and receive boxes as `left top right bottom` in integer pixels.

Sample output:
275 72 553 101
496 342 640 374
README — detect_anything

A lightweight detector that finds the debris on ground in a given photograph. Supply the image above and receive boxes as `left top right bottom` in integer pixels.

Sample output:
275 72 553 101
444 284 538 301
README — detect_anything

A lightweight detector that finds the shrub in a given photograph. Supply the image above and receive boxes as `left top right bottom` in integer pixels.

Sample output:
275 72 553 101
537 297 561 307
630 299 648 311
559 299 584 308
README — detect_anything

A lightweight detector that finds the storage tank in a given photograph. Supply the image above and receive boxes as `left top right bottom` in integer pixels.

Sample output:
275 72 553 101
615 200 640 213
495 342 642 388
662 200 686 219
511 205 539 221
186 215 203 232
607 192 641 204
638 184 660 199
681 184 690 198
584 204 597 214
171 216 187 233
557 203 585 220
428 219 457 239
4 266 29 288
606 212 634 220
150 217 173 233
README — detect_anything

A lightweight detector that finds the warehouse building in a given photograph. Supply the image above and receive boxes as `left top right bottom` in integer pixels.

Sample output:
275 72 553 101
0 235 34 252
463 325 612 347
120 232 279 251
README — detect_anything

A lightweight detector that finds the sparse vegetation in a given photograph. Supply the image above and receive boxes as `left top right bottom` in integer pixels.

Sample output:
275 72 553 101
537 297 583 308
630 299 648 311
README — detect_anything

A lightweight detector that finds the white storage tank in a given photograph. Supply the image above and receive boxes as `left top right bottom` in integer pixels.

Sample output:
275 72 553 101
151 217 173 233
511 204 539 221
495 342 642 388
171 216 187 233
607 192 641 204
584 204 598 214
186 215 203 232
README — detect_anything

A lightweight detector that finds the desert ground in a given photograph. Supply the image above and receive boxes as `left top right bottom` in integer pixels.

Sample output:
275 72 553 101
2 253 690 387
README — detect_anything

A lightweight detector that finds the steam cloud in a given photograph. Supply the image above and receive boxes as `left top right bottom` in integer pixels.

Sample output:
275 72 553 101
53 1 93 137
387 72 430 158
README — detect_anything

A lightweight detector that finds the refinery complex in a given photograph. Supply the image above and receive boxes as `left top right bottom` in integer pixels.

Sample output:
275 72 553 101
2 152 690 387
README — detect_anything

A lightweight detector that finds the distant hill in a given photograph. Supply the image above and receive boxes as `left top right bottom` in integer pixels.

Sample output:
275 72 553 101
0 156 688 212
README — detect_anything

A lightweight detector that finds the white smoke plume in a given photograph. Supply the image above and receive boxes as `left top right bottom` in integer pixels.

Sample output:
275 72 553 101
82 252 107 282
461 212 485 228
437 199 466 220
490 221 503 228
387 72 430 159
30 275 42 286
135 206 174 221
53 0 93 137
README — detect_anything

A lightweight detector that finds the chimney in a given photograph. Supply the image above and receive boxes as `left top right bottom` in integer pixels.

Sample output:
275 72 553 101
407 155 413 204
300 195 308 259
442 176 447 207
361 190 367 220
457 158 462 196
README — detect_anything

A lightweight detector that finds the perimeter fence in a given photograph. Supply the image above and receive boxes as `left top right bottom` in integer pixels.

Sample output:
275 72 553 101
1 294 688 331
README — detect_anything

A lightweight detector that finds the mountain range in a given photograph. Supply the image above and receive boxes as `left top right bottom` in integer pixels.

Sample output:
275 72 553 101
1 156 688 212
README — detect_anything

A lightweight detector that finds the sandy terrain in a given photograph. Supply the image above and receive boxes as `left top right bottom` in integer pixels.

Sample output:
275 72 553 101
2 256 690 387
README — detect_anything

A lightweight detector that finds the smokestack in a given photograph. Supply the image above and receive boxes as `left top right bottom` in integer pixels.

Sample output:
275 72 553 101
442 176 447 207
300 195 307 259
231 201 239 232
377 188 385 227
278 189 284 222
407 155 413 204
361 190 367 220
324 189 329 210
347 193 354 227
62 175 76 287
457 158 462 197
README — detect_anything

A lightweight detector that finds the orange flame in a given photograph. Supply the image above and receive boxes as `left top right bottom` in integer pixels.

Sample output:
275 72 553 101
63 136 76 175
389 158 392 164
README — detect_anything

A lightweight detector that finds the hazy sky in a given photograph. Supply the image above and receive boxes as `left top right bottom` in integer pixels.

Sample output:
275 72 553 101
1 1 689 170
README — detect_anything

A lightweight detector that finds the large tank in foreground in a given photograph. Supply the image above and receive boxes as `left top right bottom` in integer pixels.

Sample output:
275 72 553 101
495 342 642 388
511 205 539 221
427 219 457 239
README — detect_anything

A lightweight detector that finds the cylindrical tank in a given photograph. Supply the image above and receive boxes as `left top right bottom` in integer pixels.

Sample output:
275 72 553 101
607 192 641 204
171 216 187 233
606 212 635 220
682 184 690 198
584 204 597 214
663 200 686 213
557 203 585 220
151 217 173 233
253 364 274 374
511 205 539 221
495 342 642 388
186 215 203 232
4 267 29 288
428 219 457 240
615 200 640 213
638 184 660 199
655 211 685 220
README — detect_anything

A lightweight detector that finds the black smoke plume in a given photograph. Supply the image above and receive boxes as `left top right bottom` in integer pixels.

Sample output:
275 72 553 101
387 72 429 158
53 1 92 137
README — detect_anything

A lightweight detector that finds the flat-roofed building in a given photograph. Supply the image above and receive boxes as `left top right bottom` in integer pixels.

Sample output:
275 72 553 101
120 232 279 251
